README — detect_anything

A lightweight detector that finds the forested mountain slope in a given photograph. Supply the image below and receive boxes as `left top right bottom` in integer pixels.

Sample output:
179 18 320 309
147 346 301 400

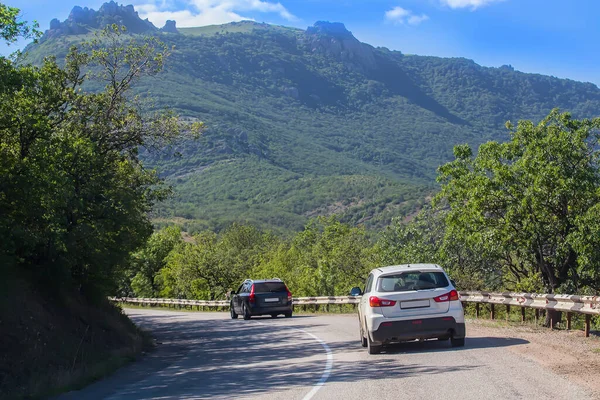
24 2 600 233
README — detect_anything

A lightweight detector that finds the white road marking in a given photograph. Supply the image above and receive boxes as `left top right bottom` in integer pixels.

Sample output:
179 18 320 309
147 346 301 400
256 321 334 400
298 329 333 400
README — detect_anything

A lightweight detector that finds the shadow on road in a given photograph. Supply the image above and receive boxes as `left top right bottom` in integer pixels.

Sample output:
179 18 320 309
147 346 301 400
58 312 529 399
377 336 529 355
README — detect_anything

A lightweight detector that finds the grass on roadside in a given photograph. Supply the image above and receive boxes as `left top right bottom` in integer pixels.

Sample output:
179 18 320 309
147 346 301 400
29 342 149 399
0 275 155 400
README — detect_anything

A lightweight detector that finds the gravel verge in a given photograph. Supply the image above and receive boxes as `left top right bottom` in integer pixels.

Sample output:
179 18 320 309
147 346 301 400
466 318 600 398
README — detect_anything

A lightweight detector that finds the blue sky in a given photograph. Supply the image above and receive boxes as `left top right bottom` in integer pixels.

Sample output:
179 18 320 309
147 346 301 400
5 0 600 86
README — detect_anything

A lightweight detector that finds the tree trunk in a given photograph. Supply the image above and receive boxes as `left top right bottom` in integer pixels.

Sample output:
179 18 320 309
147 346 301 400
543 309 562 328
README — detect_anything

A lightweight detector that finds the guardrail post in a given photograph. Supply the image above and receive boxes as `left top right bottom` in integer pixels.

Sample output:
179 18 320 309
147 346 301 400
506 305 510 321
490 304 495 320
475 303 480 318
585 315 591 337
566 313 572 330
521 307 526 323
535 309 539 324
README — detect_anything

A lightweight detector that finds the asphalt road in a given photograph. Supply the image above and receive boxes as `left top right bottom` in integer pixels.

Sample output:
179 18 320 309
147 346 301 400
58 309 594 400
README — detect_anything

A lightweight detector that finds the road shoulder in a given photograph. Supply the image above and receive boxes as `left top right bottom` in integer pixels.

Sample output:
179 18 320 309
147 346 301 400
466 318 600 397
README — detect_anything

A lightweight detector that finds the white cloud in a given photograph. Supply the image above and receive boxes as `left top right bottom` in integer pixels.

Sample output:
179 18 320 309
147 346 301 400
385 6 429 26
408 14 429 25
440 0 504 10
133 0 297 28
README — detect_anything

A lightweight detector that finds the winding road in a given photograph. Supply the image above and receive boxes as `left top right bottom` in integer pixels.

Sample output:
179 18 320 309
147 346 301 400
57 309 595 399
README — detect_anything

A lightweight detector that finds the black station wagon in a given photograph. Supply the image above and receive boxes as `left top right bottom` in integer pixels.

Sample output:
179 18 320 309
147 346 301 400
230 279 293 319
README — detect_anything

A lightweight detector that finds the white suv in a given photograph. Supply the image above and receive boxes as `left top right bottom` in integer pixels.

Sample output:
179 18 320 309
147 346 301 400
351 264 465 354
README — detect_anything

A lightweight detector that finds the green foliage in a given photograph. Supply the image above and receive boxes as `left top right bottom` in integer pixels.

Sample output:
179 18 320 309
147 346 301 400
436 110 600 293
0 3 39 45
155 223 276 299
14 14 600 297
258 216 373 296
129 226 182 297
24 20 600 233
0 19 197 297
129 109 600 300
374 207 499 291
137 218 374 300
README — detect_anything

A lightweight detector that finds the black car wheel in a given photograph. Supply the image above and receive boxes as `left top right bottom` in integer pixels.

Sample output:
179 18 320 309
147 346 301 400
284 311 292 318
451 336 465 347
230 303 238 319
360 322 368 347
367 333 382 355
242 303 251 320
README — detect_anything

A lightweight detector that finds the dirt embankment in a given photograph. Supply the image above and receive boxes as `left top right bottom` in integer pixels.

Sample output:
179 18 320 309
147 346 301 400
467 319 600 398
0 276 149 399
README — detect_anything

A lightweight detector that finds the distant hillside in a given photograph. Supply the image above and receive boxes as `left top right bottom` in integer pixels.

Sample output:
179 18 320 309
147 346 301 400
24 3 600 233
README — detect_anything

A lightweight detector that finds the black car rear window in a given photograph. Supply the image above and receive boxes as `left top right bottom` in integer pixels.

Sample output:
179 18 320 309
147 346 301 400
253 282 287 293
377 272 449 292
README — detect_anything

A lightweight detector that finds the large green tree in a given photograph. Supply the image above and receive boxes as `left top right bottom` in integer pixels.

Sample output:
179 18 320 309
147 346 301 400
0 10 200 296
436 110 600 298
252 217 372 296
375 207 500 291
128 226 183 297
153 223 275 300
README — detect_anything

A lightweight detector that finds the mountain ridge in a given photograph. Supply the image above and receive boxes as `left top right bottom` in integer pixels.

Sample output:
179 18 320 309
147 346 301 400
45 1 177 37
25 3 600 233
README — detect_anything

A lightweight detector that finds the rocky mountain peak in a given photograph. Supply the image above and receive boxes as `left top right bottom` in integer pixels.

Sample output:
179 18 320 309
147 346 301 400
307 21 354 39
161 20 178 33
304 21 376 73
45 1 157 38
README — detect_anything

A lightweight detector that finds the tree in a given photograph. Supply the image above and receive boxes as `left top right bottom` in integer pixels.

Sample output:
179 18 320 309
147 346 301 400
0 3 39 45
151 224 276 300
0 17 201 297
375 207 498 291
128 226 182 297
270 217 372 296
436 110 600 324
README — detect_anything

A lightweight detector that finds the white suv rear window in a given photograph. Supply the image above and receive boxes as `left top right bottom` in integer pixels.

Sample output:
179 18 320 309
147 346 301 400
377 271 449 292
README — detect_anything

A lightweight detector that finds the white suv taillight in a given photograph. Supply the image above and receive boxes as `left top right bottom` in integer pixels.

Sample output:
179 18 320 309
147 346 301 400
369 296 397 307
433 289 459 302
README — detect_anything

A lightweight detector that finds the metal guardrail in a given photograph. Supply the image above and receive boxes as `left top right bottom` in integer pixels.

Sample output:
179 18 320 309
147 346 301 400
460 292 599 315
111 291 599 336
109 296 361 307
459 292 598 337
110 297 229 307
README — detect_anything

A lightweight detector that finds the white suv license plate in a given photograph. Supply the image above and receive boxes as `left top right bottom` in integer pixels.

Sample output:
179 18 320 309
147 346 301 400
400 299 430 309
264 298 279 302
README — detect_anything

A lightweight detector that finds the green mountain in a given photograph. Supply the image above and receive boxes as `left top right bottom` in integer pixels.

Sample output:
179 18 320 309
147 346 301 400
24 3 600 233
